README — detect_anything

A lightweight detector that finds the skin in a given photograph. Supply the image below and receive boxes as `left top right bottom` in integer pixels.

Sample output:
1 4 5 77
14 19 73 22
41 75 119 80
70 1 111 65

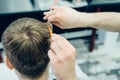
44 6 120 80
44 6 120 32
48 34 77 80
5 34 78 80
5 55 50 80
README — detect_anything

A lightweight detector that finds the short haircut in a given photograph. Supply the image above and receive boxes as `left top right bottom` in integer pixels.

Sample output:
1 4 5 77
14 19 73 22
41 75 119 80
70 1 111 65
2 18 51 78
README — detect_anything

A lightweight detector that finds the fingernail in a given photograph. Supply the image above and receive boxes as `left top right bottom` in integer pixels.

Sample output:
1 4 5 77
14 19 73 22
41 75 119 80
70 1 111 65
48 50 53 55
43 17 46 20
44 12 47 15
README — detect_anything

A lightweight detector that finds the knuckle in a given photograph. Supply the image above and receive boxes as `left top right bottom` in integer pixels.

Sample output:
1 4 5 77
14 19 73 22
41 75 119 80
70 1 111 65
54 56 64 64
51 42 56 46
59 7 64 11
66 53 75 60
65 48 76 60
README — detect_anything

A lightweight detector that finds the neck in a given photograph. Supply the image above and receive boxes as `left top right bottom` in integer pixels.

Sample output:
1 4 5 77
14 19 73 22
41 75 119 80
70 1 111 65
14 68 49 80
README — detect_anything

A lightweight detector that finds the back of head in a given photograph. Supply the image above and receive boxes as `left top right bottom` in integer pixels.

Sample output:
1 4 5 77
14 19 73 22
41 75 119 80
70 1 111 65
2 18 50 78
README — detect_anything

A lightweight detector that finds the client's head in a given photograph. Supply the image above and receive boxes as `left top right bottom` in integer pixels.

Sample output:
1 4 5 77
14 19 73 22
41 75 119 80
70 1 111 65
2 18 51 80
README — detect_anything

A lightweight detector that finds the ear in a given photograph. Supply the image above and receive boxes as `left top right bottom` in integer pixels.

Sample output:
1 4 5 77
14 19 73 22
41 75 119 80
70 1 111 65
4 55 14 70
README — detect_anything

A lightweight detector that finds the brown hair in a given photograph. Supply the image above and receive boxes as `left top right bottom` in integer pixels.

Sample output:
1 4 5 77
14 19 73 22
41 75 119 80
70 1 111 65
2 18 50 78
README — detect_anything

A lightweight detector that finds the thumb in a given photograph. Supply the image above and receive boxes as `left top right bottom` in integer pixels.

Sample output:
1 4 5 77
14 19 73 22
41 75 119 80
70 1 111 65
48 50 55 62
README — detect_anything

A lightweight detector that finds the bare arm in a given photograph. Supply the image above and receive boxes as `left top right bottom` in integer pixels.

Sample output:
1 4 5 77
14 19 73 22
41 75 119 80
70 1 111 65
44 6 120 32
80 12 120 32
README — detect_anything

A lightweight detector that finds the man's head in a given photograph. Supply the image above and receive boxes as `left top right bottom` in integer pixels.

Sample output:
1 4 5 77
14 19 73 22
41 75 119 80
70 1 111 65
2 18 51 79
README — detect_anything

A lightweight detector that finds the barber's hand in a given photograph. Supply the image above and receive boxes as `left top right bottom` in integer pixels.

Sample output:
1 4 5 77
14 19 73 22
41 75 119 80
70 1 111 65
48 34 77 80
43 6 80 29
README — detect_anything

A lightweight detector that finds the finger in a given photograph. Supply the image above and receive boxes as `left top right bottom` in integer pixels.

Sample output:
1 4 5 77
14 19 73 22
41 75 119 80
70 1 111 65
51 34 60 41
52 34 66 42
51 34 74 49
50 6 60 10
48 50 55 57
52 34 70 46
52 34 74 51
51 34 68 48
52 22 61 28
43 12 49 20
56 39 72 50
44 6 57 13
51 6 67 12
44 12 49 15
43 10 58 20
48 50 55 61
50 42 62 56
55 39 76 57
47 15 58 22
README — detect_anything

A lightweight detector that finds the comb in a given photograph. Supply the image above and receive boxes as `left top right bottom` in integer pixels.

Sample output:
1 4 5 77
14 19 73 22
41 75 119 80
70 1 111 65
47 22 53 37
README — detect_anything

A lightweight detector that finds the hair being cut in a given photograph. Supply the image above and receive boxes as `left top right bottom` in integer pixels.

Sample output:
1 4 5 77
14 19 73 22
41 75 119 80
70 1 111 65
2 18 51 78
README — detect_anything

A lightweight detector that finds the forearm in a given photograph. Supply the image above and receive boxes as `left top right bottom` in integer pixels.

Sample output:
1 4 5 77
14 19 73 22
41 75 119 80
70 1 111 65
77 12 120 32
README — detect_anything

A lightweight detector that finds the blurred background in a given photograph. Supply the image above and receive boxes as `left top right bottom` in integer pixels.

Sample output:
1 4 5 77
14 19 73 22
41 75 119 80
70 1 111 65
0 0 120 80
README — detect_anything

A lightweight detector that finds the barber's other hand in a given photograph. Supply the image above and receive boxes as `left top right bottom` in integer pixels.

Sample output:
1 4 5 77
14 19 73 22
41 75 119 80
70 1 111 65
44 6 81 29
48 34 77 80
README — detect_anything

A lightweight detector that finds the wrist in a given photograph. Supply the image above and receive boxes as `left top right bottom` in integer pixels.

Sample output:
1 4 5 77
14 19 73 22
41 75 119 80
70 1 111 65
88 13 97 28
76 12 95 27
